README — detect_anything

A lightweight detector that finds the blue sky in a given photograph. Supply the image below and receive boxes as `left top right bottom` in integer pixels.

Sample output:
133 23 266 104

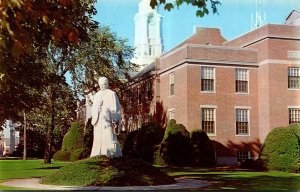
95 0 299 52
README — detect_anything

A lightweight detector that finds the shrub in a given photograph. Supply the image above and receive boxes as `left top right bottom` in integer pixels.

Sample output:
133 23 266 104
61 121 84 152
123 122 164 164
83 118 94 150
190 129 215 167
53 150 71 161
240 159 255 169
70 148 86 162
260 124 300 172
159 120 191 166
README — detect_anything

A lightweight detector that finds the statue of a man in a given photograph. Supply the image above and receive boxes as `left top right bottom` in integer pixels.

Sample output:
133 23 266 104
90 77 122 158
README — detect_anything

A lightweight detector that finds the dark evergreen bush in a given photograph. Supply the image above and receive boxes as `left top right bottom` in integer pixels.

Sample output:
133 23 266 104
53 150 71 161
53 121 86 161
260 124 300 172
61 121 84 152
159 120 191 166
83 118 94 150
123 122 164 164
190 129 215 167
70 148 86 162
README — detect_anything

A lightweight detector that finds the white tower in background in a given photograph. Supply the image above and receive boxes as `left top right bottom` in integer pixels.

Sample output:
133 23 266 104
131 0 163 69
251 0 266 29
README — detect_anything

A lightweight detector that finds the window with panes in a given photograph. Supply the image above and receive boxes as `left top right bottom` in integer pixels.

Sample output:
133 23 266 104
201 67 215 91
146 80 151 101
137 85 142 104
169 73 174 96
289 108 300 124
236 109 249 135
236 69 248 93
288 68 300 89
202 108 215 134
129 88 134 108
237 151 250 162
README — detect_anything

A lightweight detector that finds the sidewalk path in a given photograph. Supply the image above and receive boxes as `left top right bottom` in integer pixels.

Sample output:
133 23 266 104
2 177 209 190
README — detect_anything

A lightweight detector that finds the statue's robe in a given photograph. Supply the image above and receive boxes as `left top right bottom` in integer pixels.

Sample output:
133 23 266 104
90 89 122 158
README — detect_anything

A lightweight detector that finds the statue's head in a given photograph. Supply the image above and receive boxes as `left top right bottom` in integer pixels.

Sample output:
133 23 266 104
98 77 109 90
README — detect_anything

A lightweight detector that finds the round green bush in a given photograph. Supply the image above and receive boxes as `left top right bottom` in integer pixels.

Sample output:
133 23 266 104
159 120 191 166
42 156 175 186
190 129 215 167
123 122 164 164
53 150 71 161
260 124 300 172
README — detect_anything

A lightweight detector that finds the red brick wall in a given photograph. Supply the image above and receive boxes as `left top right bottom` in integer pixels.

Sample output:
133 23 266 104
159 65 188 126
185 64 260 157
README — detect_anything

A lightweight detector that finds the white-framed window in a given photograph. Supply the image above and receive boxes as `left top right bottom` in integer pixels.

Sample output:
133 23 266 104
129 88 134 108
137 85 142 104
236 109 249 135
201 67 215 92
201 108 216 135
237 151 251 162
289 108 300 124
168 109 175 120
288 68 300 89
169 73 174 96
236 69 249 93
145 80 151 101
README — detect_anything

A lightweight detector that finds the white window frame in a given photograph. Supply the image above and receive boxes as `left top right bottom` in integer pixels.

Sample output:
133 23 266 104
288 67 300 90
235 68 249 94
288 106 300 124
169 73 175 96
235 106 251 136
168 108 175 120
200 105 217 136
201 66 215 93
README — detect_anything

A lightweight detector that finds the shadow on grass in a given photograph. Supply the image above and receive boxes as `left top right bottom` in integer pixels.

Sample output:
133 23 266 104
35 166 64 170
162 167 300 190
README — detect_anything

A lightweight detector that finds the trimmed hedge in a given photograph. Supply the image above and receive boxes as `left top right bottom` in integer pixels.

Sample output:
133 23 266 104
53 121 86 161
61 121 84 152
70 148 85 162
260 124 300 172
53 150 71 161
159 120 191 166
190 129 215 167
123 122 164 164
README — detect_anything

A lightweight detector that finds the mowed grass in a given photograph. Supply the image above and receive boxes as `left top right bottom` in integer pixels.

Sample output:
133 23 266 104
163 167 300 190
1 159 300 190
0 159 69 190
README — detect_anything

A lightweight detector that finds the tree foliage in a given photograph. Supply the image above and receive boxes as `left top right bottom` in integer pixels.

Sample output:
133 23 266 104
150 0 221 17
0 0 98 62
69 27 136 96
0 0 98 124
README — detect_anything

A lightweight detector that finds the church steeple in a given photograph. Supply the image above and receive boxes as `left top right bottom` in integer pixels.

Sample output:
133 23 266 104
131 0 163 69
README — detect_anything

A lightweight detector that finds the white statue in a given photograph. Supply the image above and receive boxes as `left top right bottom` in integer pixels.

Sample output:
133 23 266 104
90 77 122 158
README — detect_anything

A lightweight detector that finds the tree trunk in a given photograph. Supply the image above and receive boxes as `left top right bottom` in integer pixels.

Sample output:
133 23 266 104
44 94 55 164
23 112 27 160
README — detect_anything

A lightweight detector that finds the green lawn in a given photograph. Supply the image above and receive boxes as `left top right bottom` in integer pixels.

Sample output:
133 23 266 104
1 159 299 190
163 167 300 190
0 159 69 190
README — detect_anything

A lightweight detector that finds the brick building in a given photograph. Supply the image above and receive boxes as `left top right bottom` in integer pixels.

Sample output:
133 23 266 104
125 12 300 165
